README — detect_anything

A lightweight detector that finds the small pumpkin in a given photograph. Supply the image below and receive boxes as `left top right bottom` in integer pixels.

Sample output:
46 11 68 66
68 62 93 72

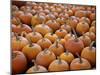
60 50 74 64
37 38 52 50
12 33 29 51
79 34 91 47
22 40 42 61
44 33 58 43
76 21 89 35
49 39 64 56
26 60 47 73
36 49 56 68
70 53 91 70
48 57 69 72
55 29 68 38
12 51 27 74
34 24 52 36
81 41 96 66
65 29 84 55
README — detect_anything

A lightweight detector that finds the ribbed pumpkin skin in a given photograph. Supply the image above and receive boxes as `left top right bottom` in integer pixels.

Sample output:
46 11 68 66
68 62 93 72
65 38 84 55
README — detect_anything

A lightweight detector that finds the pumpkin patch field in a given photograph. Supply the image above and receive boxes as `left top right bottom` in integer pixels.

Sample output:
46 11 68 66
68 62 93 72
11 1 96 74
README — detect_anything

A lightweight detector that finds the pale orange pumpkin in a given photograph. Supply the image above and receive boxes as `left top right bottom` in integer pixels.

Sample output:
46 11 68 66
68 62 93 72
36 49 56 68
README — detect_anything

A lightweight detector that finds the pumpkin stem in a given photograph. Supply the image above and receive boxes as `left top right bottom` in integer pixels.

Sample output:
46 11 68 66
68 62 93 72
69 31 73 37
63 18 66 24
43 48 48 54
12 51 21 59
27 37 33 47
32 60 39 71
64 24 67 28
31 26 36 35
59 29 63 32
12 17 20 25
57 56 61 64
42 38 46 42
82 33 86 38
41 17 45 25
76 53 82 63
65 50 69 55
90 41 95 50
50 32 54 35
16 17 23 27
55 39 59 48
12 11 17 17
21 31 27 37
72 28 78 42
14 33 20 41
12 53 17 59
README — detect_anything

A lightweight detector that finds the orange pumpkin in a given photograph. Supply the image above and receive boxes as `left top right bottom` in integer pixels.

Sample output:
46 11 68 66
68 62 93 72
12 19 32 34
36 49 56 68
76 21 89 35
75 10 87 18
66 17 78 29
12 51 27 74
31 14 46 26
89 26 96 34
61 24 71 33
46 20 60 31
11 17 20 25
48 57 69 71
59 39 66 46
60 51 74 64
37 38 52 50
55 29 68 38
34 24 52 36
84 32 96 41
70 57 91 70
12 34 29 51
79 17 91 25
56 18 66 25
26 60 47 73
12 5 19 11
26 65 47 73
64 32 75 41
91 20 96 27
49 40 64 56
19 12 32 25
79 34 91 47
12 10 24 18
65 29 84 55
44 33 58 43
89 12 96 21
81 41 96 66
22 43 42 61
67 9 74 16
26 31 43 43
